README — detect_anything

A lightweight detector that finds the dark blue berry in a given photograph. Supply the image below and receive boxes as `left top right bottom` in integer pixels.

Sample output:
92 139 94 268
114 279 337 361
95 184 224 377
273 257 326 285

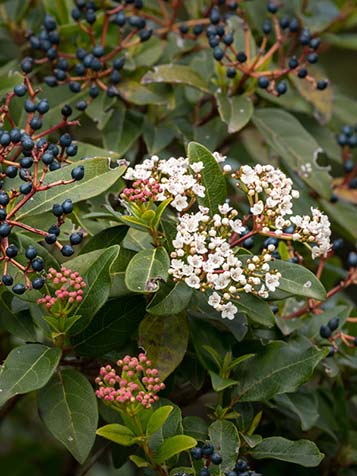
307 52 318 64
107 86 118 98
236 51 247 63
139 29 153 42
190 447 203 460
92 45 104 57
211 453 222 465
55 69 67 81
225 472 238 476
199 469 210 476
328 317 340 331
59 133 72 147
61 104 72 117
5 166 18 178
37 99 50 114
30 117 43 130
327 346 335 357
32 257 44 271
86 9 96 24
43 14 57 31
76 100 87 111
264 237 279 247
48 224 60 236
20 182 33 195
210 7 221 24
348 177 357 189
235 459 248 471
193 24 204 36
32 277 45 290
66 144 78 156
320 325 332 339
114 11 126 26
276 81 287 95
0 192 10 206
10 128 21 143
89 85 100 97
262 19 272 34
76 47 87 60
113 57 125 70
61 245 74 257
24 99 36 113
70 232 83 245
223 33 233 46
297 67 308 78
267 2 278 13
71 165 84 181
45 233 57 244
213 46 224 61
300 29 311 45
0 209 7 221
110 71 121 85
72 7 81 20
47 47 58 60
179 24 189 34
226 68 237 78
347 251 357 268
0 133 11 146
25 245 37 260
14 84 28 97
316 79 328 90
280 16 290 29
42 152 54 165
13 283 26 295
344 160 354 174
6 244 17 258
62 199 73 214
289 18 299 32
2 274 13 286
21 57 33 73
288 56 299 69
258 76 270 88
310 37 321 50
45 76 57 87
201 444 214 456
70 81 81 93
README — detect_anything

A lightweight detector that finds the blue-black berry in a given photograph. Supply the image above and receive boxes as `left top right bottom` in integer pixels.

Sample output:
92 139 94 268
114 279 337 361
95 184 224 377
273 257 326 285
320 325 332 339
2 274 13 286
13 283 26 295
32 277 45 290
61 245 75 257
328 317 340 331
71 165 84 181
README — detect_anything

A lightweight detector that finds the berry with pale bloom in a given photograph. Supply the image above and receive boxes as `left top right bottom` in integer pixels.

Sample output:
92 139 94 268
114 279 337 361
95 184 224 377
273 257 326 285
37 266 86 317
95 353 165 413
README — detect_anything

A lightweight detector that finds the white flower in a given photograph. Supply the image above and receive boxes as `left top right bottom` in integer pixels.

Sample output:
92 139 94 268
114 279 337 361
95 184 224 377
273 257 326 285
265 272 281 292
208 292 221 307
190 161 204 173
221 302 238 320
171 195 188 211
185 275 201 289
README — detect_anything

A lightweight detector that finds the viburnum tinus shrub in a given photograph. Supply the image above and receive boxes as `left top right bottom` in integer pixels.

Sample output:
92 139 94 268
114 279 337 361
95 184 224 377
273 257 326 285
0 1 357 476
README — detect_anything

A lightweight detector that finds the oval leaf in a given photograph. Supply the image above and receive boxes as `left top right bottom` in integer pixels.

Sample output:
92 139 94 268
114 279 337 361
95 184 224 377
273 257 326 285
38 368 98 464
146 406 173 436
96 423 136 447
273 261 326 300
0 344 61 407
142 64 210 93
125 247 170 293
216 93 254 133
153 435 197 464
208 420 240 472
187 142 227 215
250 437 324 467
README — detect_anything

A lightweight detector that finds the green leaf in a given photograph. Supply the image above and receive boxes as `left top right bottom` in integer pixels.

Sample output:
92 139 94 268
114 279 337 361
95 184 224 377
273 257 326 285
125 247 170 293
0 344 61 407
80 225 128 254
142 64 210 93
146 281 192 316
38 368 98 464
146 406 173 436
208 420 240 472
139 313 189 380
319 198 357 241
187 142 227 214
235 293 275 327
323 32 357 50
129 455 149 468
234 339 327 401
0 292 36 341
103 109 144 157
183 417 208 442
273 392 319 431
71 295 146 356
272 261 326 300
17 159 126 219
68 246 120 334
253 109 332 198
209 371 238 392
153 435 197 464
96 424 137 447
118 81 173 106
216 93 253 133
250 437 324 467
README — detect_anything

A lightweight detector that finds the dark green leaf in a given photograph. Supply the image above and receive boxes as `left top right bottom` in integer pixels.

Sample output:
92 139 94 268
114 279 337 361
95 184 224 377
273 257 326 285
208 420 240 472
142 64 210 93
125 247 170 293
216 93 253 133
153 435 197 464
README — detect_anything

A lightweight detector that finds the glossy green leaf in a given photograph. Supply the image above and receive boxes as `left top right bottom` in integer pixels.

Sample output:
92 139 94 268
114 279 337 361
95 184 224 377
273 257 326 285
0 344 61 406
274 392 319 431
17 159 126 219
209 371 238 392
125 247 170 293
234 339 328 401
250 437 324 467
208 420 240 472
139 313 189 380
80 226 128 254
146 281 192 316
71 295 145 356
153 435 197 464
235 293 275 327
68 246 120 334
216 93 253 133
96 424 137 447
272 261 326 300
187 142 227 214
146 406 173 436
38 369 98 464
142 64 210 93
183 417 208 442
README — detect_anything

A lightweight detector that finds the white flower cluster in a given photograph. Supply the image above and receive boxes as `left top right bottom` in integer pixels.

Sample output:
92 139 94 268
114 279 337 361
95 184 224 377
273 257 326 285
236 164 300 231
235 164 331 258
290 208 332 258
169 204 281 320
123 155 205 211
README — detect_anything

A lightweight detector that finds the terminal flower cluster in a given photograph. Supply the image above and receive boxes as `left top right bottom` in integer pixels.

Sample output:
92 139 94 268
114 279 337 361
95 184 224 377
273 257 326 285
37 266 86 318
123 155 205 211
235 164 331 258
169 204 281 320
95 353 165 413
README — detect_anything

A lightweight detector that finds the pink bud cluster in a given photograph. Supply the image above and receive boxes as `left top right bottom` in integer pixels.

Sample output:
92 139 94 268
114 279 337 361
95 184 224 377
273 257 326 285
95 353 165 410
121 178 163 203
37 266 86 312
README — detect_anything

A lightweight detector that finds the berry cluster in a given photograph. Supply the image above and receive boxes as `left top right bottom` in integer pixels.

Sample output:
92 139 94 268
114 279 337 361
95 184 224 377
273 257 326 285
26 1 151 110
0 77 85 293
224 458 259 476
335 124 357 192
95 353 165 414
203 1 328 94
190 443 223 476
37 266 86 316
